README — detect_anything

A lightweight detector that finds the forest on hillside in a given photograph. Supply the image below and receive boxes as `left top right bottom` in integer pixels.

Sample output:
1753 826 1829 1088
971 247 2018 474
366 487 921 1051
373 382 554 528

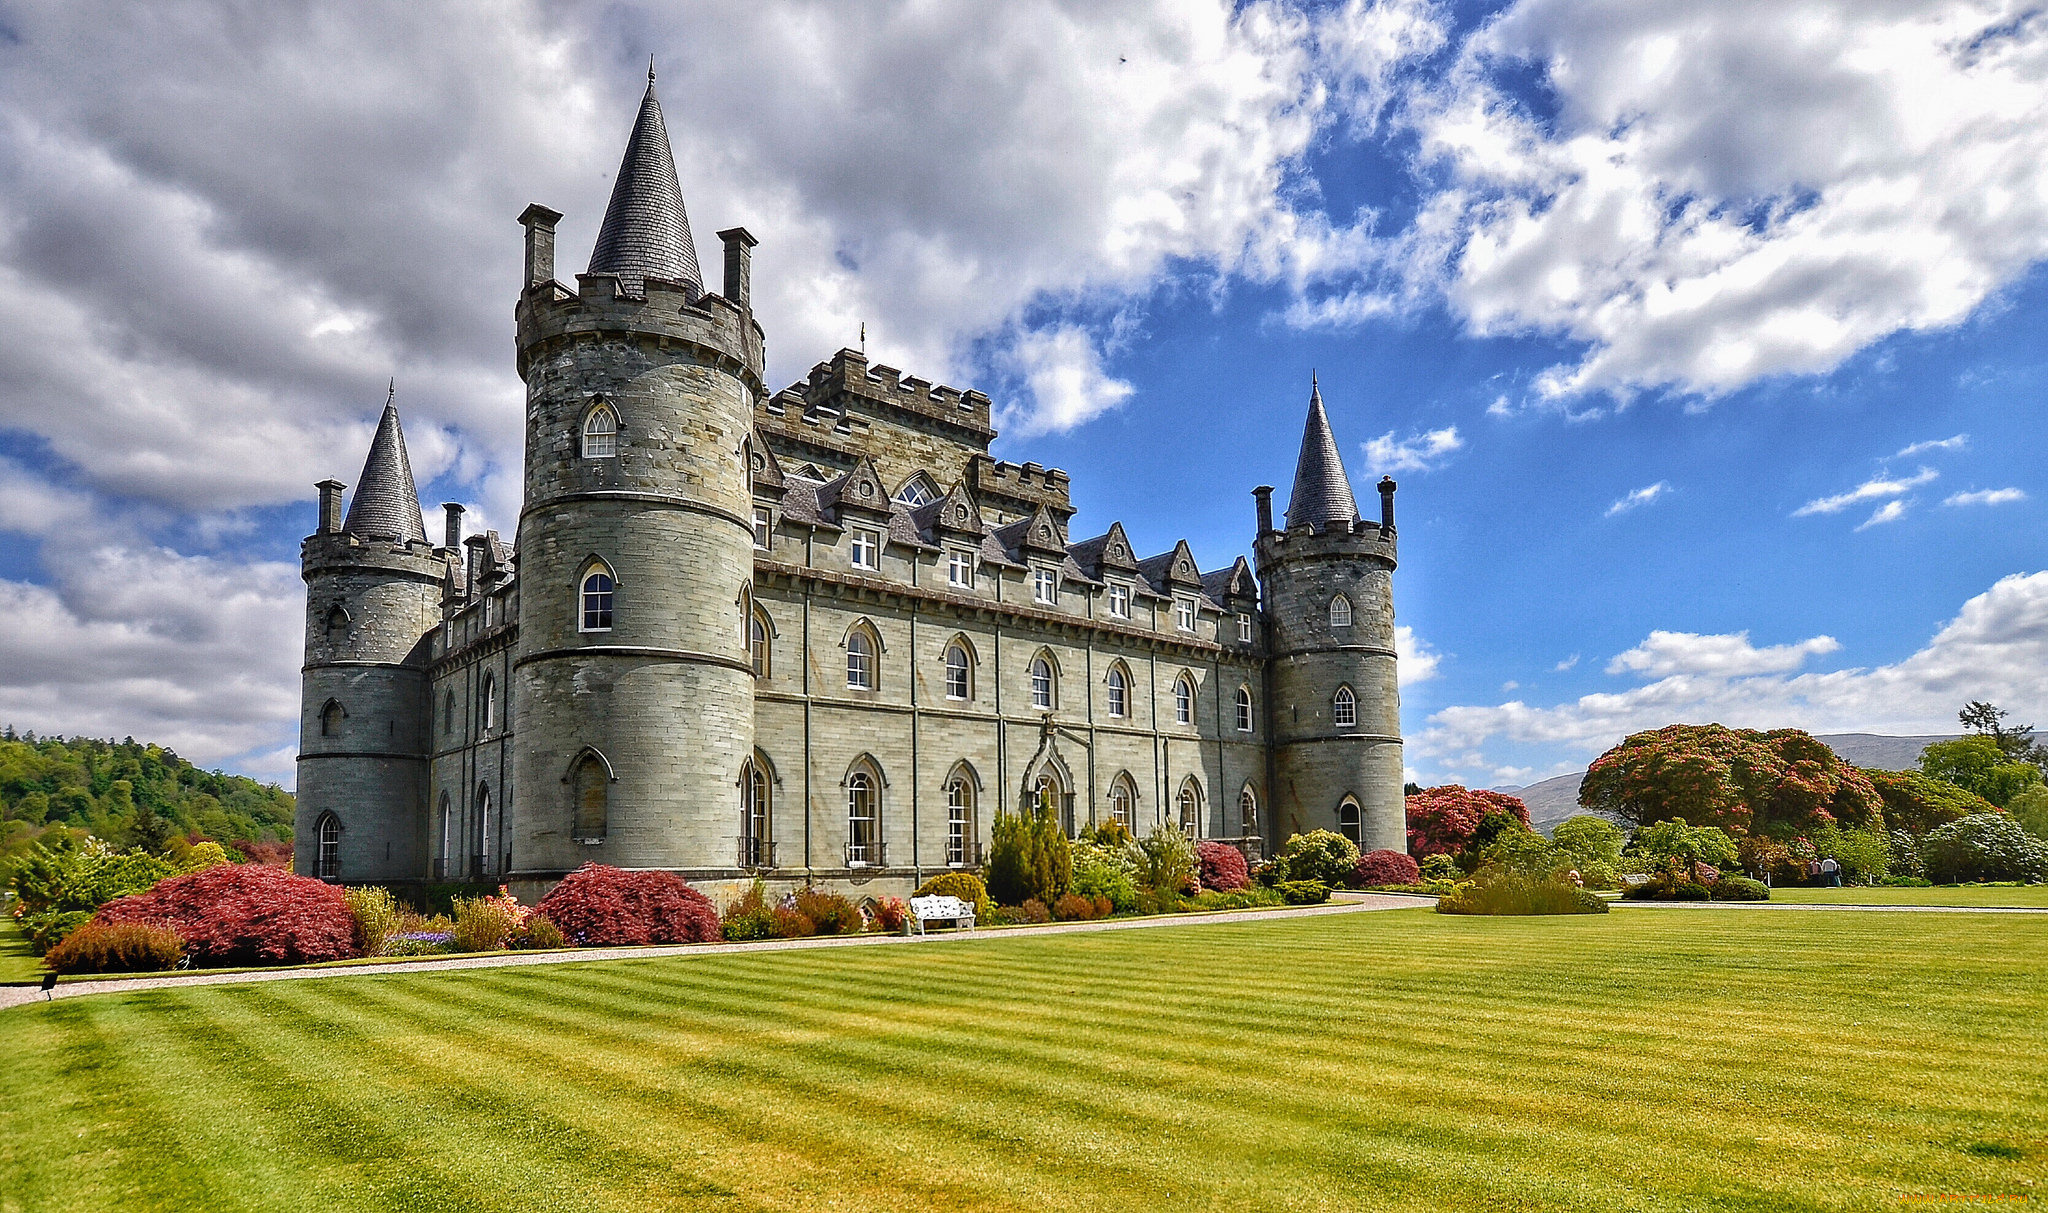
0 731 294 857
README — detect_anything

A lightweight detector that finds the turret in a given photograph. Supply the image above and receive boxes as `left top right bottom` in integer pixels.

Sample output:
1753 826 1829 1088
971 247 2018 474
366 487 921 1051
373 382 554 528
1253 378 1405 851
297 391 444 881
508 67 762 879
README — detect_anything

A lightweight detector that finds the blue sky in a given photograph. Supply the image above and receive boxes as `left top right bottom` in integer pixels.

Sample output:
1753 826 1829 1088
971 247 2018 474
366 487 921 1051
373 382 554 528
0 0 2044 790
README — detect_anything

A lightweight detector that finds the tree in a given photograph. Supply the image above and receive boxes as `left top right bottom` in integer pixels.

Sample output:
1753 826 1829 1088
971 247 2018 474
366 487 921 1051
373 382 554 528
1918 735 2044 808
1580 724 1883 836
1630 819 1739 885
1958 701 2048 767
2008 785 2048 843
1861 768 1997 835
1553 815 1625 888
1405 786 1532 858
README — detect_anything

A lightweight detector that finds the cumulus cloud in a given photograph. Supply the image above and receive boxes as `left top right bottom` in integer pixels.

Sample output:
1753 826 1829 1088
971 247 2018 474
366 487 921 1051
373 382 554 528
1794 467 1938 516
1605 481 1669 517
1363 426 1463 474
1416 571 2048 776
1606 630 1841 679
1945 487 2028 507
998 325 1136 437
1397 624 1441 685
1898 434 1969 458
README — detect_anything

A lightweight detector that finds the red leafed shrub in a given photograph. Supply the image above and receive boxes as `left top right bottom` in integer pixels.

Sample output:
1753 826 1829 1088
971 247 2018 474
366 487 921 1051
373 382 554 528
1353 849 1421 888
232 839 294 867
1017 898 1053 924
793 887 863 936
45 921 185 974
1196 841 1250 892
866 896 908 932
1579 724 1884 836
1406 786 1533 858
1052 893 1099 921
94 863 355 966
533 864 722 946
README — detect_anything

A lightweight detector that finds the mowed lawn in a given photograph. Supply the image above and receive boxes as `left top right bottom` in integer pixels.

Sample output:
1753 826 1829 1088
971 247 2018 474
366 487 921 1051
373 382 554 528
2 909 2044 1212
0 912 42 983
1764 885 2048 908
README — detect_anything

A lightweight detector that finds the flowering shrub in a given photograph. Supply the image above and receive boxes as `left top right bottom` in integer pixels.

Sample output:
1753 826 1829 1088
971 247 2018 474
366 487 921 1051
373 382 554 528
44 921 185 974
1196 842 1250 891
1405 787 1532 859
1135 823 1200 896
1276 831 1358 887
451 890 526 952
1353 850 1421 888
1864 768 1996 835
792 887 862 935
94 862 355 966
1580 724 1883 835
1919 814 2048 883
721 880 776 941
913 872 994 923
533 864 722 946
866 896 908 932
1070 842 1141 912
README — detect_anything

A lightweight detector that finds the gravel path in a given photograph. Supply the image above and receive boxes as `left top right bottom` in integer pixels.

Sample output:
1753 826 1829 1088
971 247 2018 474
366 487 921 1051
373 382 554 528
0 893 1433 1012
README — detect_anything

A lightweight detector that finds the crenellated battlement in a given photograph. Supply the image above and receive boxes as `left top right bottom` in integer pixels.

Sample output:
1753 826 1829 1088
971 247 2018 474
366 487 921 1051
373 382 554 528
782 348 994 438
973 456 1073 520
1254 518 1397 573
513 273 765 388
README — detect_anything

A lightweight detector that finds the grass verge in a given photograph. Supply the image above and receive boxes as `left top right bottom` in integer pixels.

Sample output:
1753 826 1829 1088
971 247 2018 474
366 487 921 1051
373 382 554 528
1763 885 2048 908
0 911 43 983
1 908 2043 1211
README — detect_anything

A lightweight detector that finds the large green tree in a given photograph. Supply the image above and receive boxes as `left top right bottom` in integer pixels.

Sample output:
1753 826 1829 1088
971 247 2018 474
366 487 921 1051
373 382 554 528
1861 768 1997 835
1579 724 1883 837
1918 735 2043 808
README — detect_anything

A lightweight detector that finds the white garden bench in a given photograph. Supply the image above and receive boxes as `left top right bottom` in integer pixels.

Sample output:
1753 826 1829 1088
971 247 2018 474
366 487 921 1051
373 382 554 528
909 894 976 934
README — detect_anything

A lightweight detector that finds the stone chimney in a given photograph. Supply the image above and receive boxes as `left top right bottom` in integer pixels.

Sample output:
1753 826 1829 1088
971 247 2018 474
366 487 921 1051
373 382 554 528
1253 485 1274 536
717 227 757 310
316 480 346 535
442 502 465 551
1378 476 1397 533
519 204 564 289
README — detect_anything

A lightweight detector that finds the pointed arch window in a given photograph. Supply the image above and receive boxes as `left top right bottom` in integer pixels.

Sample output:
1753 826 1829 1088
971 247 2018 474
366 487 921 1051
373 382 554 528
946 773 975 866
1239 785 1258 833
319 699 346 738
1333 685 1356 728
944 641 972 700
315 812 341 880
846 625 876 690
572 751 609 842
741 759 771 868
1177 781 1201 837
580 566 614 632
472 784 491 878
444 690 456 736
1173 674 1194 725
436 793 453 879
323 604 350 640
1235 686 1254 733
748 609 771 678
1338 798 1362 845
1109 775 1137 834
1106 663 1129 718
847 766 880 866
480 672 497 732
1329 594 1352 628
1029 654 1056 710
582 405 618 458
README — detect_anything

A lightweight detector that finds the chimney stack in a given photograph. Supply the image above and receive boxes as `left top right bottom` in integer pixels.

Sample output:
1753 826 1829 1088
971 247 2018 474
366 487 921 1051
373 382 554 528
518 203 564 290
1252 485 1274 536
1378 476 1397 533
716 227 757 310
442 502 465 551
316 480 346 535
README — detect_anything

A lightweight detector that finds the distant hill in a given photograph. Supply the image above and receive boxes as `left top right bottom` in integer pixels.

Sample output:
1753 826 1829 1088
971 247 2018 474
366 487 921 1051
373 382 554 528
0 731 294 850
1493 733 1958 833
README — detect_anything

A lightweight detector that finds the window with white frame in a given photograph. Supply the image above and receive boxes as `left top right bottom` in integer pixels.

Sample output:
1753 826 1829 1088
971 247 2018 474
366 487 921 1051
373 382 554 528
1236 686 1253 733
748 611 770 678
1106 664 1129 717
1107 583 1131 619
1333 685 1356 727
1338 799 1362 845
1030 655 1055 710
850 529 879 570
580 568 613 631
1173 675 1193 725
948 549 974 589
944 642 971 700
846 629 875 690
1238 613 1253 642
581 405 618 458
947 779 972 865
1110 778 1136 833
753 507 772 550
1033 567 1058 604
1330 594 1352 628
847 771 878 865
1175 598 1196 632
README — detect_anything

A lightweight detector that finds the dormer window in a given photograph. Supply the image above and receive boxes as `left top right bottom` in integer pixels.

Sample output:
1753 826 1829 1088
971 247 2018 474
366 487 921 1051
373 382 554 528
582 405 618 459
1107 583 1130 619
895 473 939 507
851 529 879 570
1033 567 1058 605
1174 598 1196 632
1238 613 1253 642
948 549 975 589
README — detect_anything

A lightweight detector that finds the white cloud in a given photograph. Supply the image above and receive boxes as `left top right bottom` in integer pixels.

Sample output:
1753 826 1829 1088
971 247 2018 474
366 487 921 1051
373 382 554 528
1377 0 2048 403
1417 571 2048 776
1554 653 1580 672
1945 487 2028 507
1363 426 1463 474
1856 499 1911 530
1397 624 1441 685
1605 481 1669 517
1898 434 1969 458
1794 467 1938 516
1607 630 1841 678
998 325 1136 437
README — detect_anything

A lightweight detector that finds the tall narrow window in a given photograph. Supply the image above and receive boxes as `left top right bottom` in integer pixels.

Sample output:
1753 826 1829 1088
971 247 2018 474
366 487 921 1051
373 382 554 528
948 549 974 589
1029 655 1055 710
1178 784 1200 836
315 812 341 880
473 785 491 878
1175 598 1195 632
1333 685 1356 727
944 642 971 700
444 690 456 735
1239 787 1258 833
742 761 770 867
1238 613 1253 642
851 529 879 570
582 406 618 458
437 794 452 879
1236 686 1254 733
1329 594 1352 628
1338 799 1362 845
572 752 609 841
1107 583 1130 619
748 610 770 678
480 673 496 732
847 771 878 866
846 629 875 690
1034 567 1058 604
581 569 614 631
319 700 345 738
323 604 349 639
1106 665 1128 718
753 507 772 550
1173 675 1193 725
947 779 973 866
1110 778 1136 833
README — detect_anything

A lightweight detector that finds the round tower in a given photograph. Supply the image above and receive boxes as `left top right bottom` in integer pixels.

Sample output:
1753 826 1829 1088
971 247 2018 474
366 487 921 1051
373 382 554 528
508 71 762 879
297 396 444 881
1254 380 1405 853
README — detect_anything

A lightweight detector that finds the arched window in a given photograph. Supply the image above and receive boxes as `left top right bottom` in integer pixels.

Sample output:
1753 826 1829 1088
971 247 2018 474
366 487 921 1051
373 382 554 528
1333 685 1356 728
436 793 452 878
741 759 771 867
1177 781 1201 837
1029 654 1055 710
1173 674 1194 725
1235 686 1254 733
748 609 770 678
571 751 609 841
1109 775 1137 833
473 784 491 878
319 699 345 738
846 627 876 690
944 641 972 700
315 812 341 881
894 472 939 507
580 567 614 631
1239 786 1258 833
323 604 349 640
1106 663 1129 718
1330 594 1352 628
582 405 618 458
1032 769 1072 836
444 690 456 736
480 673 497 732
1338 798 1362 845
946 775 975 866
847 767 879 866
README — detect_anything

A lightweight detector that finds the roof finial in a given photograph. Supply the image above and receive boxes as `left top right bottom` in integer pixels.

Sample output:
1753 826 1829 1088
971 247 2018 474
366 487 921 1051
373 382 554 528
648 55 656 84
386 378 396 407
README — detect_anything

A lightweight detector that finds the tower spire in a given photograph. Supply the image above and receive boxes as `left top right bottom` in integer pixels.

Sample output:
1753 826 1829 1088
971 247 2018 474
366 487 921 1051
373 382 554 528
1285 376 1359 531
587 70 702 295
342 390 427 543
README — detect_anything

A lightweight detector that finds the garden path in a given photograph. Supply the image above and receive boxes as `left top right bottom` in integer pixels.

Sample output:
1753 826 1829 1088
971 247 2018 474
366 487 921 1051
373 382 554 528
0 893 1432 1011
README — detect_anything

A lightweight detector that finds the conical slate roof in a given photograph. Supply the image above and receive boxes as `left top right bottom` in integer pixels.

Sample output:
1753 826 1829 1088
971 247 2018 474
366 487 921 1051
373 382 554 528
1285 379 1359 531
587 69 702 294
342 393 427 543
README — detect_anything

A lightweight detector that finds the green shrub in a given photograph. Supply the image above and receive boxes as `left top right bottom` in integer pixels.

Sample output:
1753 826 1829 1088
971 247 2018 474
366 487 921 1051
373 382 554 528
2010 785 2048 842
1880 875 1933 887
720 880 776 941
986 809 1070 906
1438 871 1609 915
1069 840 1140 912
1130 888 1191 915
1275 830 1358 887
344 885 401 956
1807 822 1892 884
1134 822 1198 895
449 893 521 952
1418 853 1463 883
1193 887 1284 911
793 887 863 935
1622 876 1711 901
1275 879 1329 905
12 836 174 954
1711 875 1770 901
1919 813 2048 883
1552 815 1625 888
43 920 184 974
913 872 993 922
514 916 567 949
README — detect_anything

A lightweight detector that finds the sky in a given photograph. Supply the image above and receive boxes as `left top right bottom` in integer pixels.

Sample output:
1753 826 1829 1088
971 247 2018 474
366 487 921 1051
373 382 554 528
1 0 2046 792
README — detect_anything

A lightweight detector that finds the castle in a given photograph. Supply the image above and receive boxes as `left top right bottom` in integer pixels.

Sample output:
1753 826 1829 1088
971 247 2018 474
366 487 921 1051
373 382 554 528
295 72 1407 898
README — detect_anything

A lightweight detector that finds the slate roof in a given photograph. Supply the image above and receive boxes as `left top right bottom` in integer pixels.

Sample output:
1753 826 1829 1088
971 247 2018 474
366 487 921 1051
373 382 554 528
587 70 703 295
1285 381 1359 531
342 398 426 543
1201 557 1256 603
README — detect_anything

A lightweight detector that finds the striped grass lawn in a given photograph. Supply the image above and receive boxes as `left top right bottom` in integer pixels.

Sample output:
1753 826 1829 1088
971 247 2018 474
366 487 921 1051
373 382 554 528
1 907 2043 1212
1763 885 2048 908
0 912 41 983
